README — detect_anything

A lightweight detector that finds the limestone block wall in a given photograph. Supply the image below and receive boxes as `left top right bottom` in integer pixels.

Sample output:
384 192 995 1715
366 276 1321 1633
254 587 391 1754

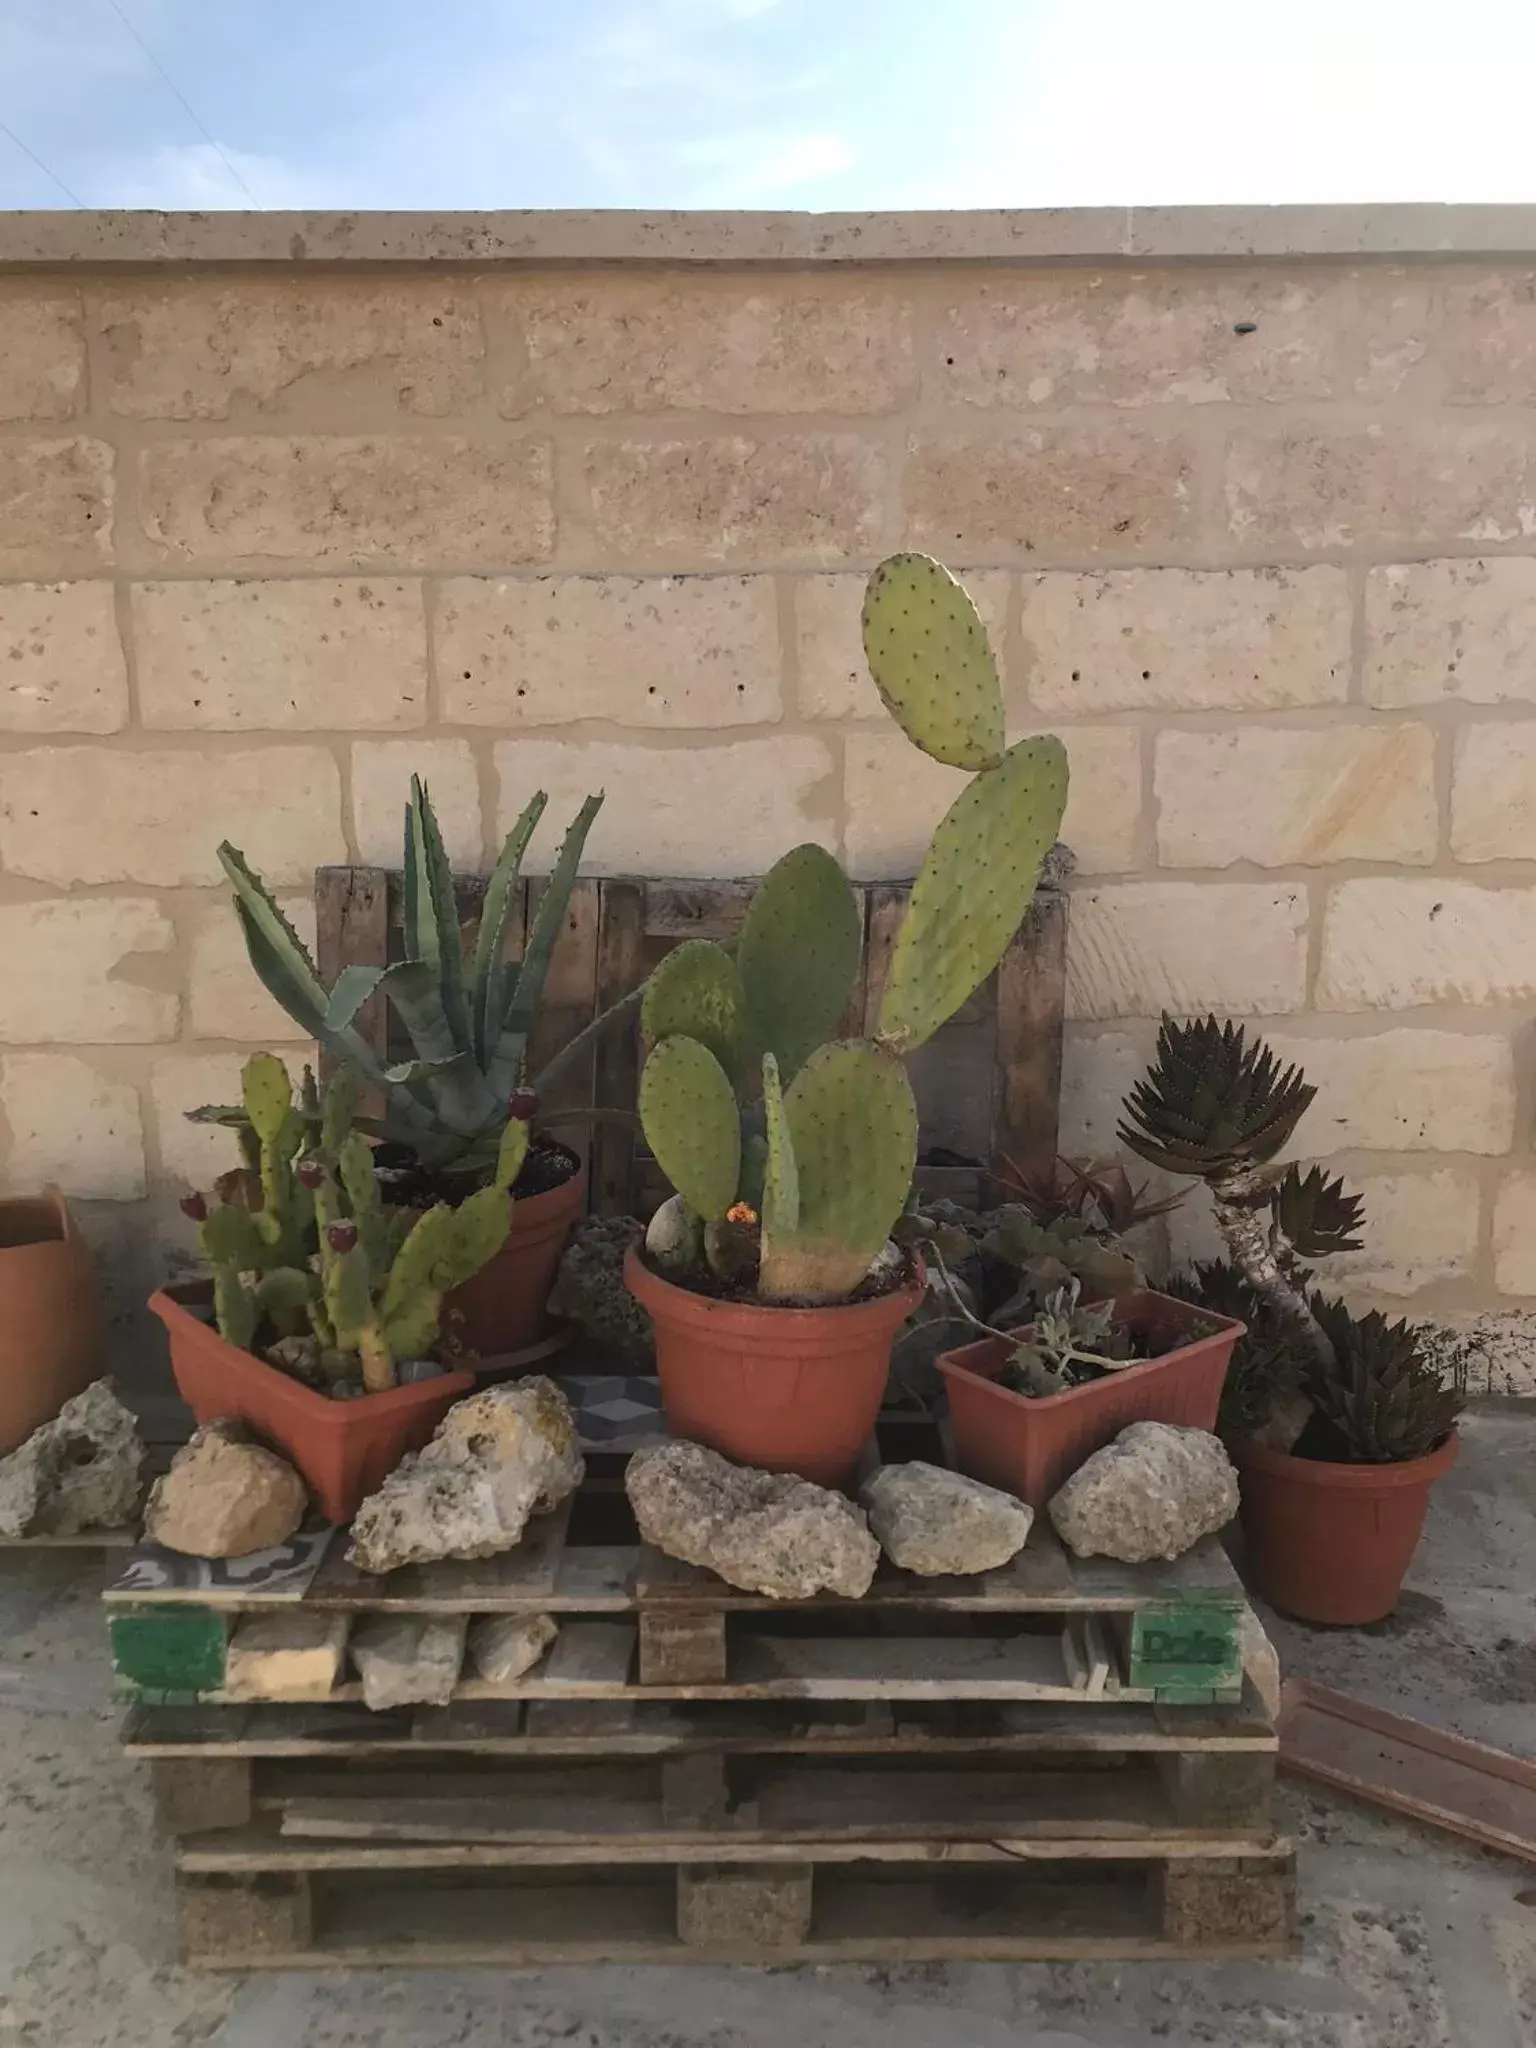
3 206 1536 1322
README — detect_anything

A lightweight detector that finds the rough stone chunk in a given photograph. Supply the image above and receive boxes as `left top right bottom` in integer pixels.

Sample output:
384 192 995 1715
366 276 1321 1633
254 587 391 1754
859 1461 1033 1576
625 1441 879 1601
224 1610 349 1702
0 1378 145 1537
347 1376 583 1575
466 1611 558 1683
548 1215 655 1367
1048 1422 1239 1564
143 1420 307 1558
350 1614 467 1710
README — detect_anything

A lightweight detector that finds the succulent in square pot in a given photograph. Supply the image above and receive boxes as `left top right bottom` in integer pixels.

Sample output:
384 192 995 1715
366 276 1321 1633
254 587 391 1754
1122 1018 1464 1625
210 777 643 1358
624 553 1070 1489
150 1051 534 1522
937 1282 1246 1510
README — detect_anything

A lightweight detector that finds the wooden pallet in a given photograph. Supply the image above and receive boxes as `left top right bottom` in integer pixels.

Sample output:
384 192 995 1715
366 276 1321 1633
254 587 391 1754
173 1843 1298 1967
314 865 1070 1215
130 1686 1280 1839
105 1486 1253 1710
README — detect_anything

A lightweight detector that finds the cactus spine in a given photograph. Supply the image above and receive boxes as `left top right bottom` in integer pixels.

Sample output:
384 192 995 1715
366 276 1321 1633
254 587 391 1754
638 553 1068 1305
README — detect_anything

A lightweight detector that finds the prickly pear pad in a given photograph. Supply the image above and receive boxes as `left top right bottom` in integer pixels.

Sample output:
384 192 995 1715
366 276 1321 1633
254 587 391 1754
876 734 1068 1054
638 1034 742 1222
861 553 1005 771
640 938 747 1083
738 845 862 1085
758 1041 917 1302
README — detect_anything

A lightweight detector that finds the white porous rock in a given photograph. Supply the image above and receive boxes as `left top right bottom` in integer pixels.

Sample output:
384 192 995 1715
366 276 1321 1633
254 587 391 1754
346 1376 583 1574
860 1461 1033 1575
1048 1422 1240 1564
625 1440 880 1600
0 1378 145 1537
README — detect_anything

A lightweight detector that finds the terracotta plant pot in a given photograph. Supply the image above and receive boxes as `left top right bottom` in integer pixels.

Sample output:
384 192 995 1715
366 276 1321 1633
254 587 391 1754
624 1245 925 1489
1231 1432 1459 1626
442 1163 587 1361
149 1281 473 1524
0 1187 105 1454
938 1290 1244 1510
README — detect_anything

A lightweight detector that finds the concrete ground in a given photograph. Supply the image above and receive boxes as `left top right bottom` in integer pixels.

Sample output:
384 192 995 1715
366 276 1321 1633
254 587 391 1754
1 1407 1533 2048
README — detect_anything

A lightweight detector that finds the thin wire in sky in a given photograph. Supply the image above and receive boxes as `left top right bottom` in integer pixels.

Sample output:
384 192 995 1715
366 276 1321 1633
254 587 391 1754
100 0 260 204
0 116 86 205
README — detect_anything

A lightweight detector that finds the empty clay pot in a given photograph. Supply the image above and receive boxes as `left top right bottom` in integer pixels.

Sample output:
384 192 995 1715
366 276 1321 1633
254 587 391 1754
0 1187 105 1454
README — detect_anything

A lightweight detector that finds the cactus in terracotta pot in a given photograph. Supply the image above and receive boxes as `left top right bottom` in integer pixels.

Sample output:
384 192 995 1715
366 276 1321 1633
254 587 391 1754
184 1053 529 1390
636 554 1070 1306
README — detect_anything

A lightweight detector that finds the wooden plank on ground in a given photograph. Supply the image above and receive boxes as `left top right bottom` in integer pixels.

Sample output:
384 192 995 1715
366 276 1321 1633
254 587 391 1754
304 1498 575 1613
1278 1678 1536 1864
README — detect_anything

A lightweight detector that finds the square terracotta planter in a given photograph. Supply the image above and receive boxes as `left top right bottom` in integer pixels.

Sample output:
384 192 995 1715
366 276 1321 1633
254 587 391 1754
149 1281 473 1524
937 1289 1244 1509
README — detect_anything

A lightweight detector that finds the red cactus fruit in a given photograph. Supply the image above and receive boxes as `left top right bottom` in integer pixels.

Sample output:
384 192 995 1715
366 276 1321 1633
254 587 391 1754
325 1220 359 1254
296 1157 324 1189
508 1088 539 1122
179 1191 208 1222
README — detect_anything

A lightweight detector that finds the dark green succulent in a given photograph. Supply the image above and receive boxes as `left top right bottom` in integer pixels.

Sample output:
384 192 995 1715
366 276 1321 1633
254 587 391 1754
1119 1016 1315 1181
1163 1260 1309 1442
1270 1164 1365 1262
1300 1297 1464 1464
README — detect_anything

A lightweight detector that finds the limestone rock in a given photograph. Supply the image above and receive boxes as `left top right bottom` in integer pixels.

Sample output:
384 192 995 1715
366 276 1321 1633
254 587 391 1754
625 1440 879 1601
860 1461 1033 1576
1048 1422 1239 1564
0 1378 145 1538
347 1375 583 1575
467 1611 558 1683
224 1610 348 1702
144 1420 307 1558
350 1613 467 1710
548 1215 654 1367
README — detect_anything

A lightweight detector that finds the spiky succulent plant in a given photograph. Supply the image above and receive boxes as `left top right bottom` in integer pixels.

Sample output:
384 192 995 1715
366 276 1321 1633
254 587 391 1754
1119 1015 1337 1391
1163 1261 1310 1445
1119 1018 1315 1179
1302 1298 1464 1464
1270 1164 1365 1264
636 554 1069 1306
211 777 634 1181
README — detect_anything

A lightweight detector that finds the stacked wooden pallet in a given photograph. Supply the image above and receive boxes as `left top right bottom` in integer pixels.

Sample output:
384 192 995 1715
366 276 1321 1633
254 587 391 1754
111 1454 1295 1966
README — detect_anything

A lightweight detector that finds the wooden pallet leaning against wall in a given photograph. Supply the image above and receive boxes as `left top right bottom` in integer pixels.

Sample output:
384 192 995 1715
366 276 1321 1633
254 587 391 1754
313 866 1069 1215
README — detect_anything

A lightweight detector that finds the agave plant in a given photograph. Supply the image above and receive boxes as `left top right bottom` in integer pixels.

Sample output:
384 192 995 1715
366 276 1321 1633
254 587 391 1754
212 778 637 1181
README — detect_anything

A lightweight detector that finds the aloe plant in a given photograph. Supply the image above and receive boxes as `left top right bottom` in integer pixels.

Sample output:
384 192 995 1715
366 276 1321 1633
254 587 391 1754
213 777 638 1179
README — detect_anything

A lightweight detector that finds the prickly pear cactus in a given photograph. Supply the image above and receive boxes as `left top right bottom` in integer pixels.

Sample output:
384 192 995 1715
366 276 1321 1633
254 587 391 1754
861 553 1005 771
638 1034 742 1221
641 938 747 1082
738 845 862 1085
876 734 1068 1055
758 1042 918 1302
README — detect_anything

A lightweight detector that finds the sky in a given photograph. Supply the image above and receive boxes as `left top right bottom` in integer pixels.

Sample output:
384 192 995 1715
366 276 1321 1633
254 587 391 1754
3 0 1536 212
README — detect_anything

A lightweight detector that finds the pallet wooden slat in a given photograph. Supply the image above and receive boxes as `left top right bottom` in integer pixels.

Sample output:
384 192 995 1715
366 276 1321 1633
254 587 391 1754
173 1843 1297 1967
123 1690 1279 1760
